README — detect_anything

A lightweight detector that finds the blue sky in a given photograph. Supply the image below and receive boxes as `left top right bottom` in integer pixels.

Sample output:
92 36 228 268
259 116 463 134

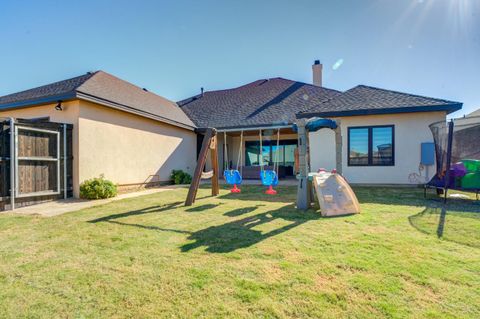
1 0 479 115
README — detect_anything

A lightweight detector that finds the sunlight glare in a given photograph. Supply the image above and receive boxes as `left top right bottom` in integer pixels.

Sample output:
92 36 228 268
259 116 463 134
332 59 344 71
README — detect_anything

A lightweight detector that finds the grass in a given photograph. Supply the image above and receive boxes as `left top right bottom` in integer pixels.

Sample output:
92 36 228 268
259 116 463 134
0 185 479 318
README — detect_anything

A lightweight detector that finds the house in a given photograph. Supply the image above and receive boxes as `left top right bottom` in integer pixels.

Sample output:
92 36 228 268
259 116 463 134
179 61 462 185
468 109 480 117
0 71 197 198
0 61 462 203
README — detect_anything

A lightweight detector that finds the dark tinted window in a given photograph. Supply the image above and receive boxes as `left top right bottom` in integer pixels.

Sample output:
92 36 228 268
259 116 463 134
372 127 393 165
348 126 394 166
348 128 369 165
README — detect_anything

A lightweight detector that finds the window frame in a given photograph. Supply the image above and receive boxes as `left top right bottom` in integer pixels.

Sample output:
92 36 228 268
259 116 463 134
244 139 297 167
347 125 395 167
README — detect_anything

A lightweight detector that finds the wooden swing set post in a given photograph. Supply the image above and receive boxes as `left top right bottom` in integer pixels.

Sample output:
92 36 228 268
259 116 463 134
210 135 220 196
185 128 219 206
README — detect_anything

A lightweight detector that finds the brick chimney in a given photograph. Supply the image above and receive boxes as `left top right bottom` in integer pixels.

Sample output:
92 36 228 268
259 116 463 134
312 60 323 87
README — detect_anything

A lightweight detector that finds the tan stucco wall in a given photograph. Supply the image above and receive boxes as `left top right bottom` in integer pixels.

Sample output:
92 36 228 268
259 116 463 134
1 99 197 198
220 112 445 185
309 111 446 184
0 101 81 195
1 100 446 191
77 101 196 190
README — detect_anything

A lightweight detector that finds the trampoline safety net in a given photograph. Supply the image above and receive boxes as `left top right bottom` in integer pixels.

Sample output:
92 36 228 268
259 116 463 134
427 115 480 192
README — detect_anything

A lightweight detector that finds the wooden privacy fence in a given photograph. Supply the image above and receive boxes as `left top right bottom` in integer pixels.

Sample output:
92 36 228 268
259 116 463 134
0 118 73 211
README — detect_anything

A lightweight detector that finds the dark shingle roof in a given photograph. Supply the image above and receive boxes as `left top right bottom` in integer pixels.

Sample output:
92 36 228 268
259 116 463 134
75 71 195 128
178 78 342 129
0 71 195 129
0 73 94 106
298 85 462 118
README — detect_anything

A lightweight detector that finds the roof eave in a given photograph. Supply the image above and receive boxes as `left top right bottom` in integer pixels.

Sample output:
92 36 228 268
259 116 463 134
0 92 77 111
297 103 463 119
76 91 196 131
196 123 294 132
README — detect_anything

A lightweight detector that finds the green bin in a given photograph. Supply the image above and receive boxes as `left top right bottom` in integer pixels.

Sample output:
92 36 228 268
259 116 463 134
460 159 480 173
461 172 480 189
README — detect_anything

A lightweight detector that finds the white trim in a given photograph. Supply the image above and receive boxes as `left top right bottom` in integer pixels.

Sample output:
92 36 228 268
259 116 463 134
15 190 60 198
9 118 15 210
17 156 58 161
16 126 59 135
63 124 67 199
218 124 292 133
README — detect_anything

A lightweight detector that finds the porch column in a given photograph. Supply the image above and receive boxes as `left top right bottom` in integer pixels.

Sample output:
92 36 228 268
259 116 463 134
335 119 342 174
296 119 311 210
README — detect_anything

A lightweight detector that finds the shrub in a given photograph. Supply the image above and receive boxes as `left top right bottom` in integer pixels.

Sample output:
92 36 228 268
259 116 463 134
80 175 118 199
182 173 192 184
170 170 192 185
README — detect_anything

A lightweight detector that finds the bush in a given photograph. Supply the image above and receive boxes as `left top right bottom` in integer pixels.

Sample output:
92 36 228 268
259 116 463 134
182 173 192 184
80 175 118 199
170 170 192 185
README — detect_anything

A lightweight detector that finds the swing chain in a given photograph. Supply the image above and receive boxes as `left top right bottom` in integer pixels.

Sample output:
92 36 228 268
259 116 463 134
259 129 264 174
224 131 228 171
273 128 280 176
236 131 243 174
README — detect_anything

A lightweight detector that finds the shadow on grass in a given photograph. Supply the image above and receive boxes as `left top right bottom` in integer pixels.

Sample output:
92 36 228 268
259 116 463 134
186 203 221 213
88 201 183 223
224 205 263 217
409 203 480 248
218 186 296 204
180 204 320 253
219 185 478 208
106 220 191 234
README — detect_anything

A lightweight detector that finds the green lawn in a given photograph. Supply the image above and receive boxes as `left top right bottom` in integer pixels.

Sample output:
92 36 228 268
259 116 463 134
0 186 479 318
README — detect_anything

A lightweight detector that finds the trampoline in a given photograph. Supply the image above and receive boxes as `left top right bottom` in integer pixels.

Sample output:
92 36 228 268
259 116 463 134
425 114 480 201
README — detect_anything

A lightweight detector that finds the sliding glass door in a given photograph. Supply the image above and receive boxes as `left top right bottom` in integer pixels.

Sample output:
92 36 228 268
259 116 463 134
245 139 297 175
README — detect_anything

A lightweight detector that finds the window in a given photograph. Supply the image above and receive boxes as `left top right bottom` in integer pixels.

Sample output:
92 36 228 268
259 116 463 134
245 141 260 166
245 140 297 167
348 125 394 166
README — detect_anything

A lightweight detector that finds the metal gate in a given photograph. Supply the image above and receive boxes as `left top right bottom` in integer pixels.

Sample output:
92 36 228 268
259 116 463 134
0 118 73 211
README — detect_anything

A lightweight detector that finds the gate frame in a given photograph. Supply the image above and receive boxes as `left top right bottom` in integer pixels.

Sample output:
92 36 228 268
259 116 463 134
14 125 61 198
0 118 72 211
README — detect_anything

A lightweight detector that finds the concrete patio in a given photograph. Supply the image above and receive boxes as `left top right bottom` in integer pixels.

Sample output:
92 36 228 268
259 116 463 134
7 186 181 217
6 178 298 218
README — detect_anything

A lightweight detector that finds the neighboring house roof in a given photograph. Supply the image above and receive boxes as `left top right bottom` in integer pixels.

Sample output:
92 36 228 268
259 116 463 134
0 71 195 130
178 77 342 129
298 85 462 118
467 109 480 117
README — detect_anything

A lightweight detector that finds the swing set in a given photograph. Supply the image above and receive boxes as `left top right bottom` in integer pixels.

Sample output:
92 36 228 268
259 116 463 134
223 131 243 193
185 128 219 206
185 119 359 216
185 126 283 206
223 128 281 195
259 129 280 195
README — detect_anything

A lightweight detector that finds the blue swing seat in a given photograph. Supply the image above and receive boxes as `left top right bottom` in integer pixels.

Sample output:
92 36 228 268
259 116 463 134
260 170 278 186
224 170 242 185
